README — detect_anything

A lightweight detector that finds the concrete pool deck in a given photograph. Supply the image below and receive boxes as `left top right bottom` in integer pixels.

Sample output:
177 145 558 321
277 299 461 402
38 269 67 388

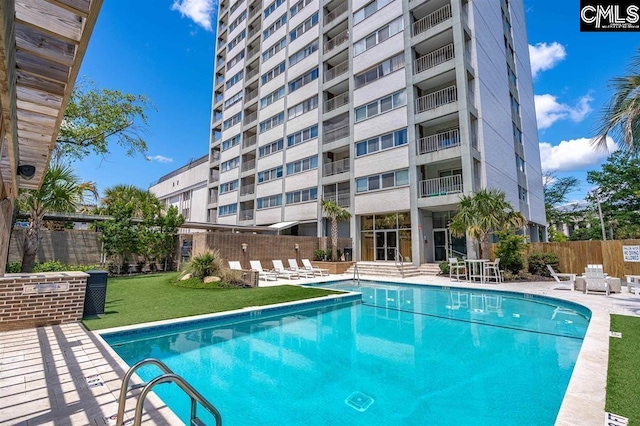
1 273 638 425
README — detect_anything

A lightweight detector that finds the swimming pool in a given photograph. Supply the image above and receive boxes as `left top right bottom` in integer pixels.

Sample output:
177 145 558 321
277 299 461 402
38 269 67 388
102 280 590 425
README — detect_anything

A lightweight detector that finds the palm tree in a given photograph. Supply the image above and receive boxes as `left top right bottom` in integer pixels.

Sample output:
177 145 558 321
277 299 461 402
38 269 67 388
99 184 160 217
18 164 97 272
594 48 640 155
448 189 525 259
321 199 351 261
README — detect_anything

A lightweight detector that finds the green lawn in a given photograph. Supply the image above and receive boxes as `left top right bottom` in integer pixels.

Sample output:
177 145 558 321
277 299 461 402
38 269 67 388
82 273 340 331
606 314 640 423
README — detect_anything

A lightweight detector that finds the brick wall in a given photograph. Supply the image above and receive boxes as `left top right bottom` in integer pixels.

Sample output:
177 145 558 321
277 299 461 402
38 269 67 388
0 272 89 331
9 229 102 265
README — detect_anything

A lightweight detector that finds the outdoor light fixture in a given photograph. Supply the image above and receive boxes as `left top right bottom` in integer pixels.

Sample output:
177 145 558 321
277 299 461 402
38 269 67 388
241 243 248 252
17 164 36 180
294 243 299 251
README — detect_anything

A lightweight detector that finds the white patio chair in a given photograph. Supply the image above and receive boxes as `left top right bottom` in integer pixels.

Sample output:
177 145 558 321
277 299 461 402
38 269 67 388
272 260 300 279
546 265 576 291
288 259 314 278
484 258 503 283
448 258 466 281
584 265 609 296
249 260 278 281
301 259 329 276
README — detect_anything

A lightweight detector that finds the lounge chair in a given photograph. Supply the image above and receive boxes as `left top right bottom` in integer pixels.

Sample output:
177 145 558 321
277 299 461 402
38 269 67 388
546 265 576 291
448 258 466 281
301 258 329 276
249 260 278 281
229 261 242 271
584 265 609 296
287 259 314 277
272 260 300 279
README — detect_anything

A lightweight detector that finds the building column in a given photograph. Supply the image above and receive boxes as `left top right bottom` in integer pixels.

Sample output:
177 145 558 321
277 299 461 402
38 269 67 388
0 181 15 277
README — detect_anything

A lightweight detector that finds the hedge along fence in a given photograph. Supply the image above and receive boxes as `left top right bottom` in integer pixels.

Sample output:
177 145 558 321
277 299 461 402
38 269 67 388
511 240 640 279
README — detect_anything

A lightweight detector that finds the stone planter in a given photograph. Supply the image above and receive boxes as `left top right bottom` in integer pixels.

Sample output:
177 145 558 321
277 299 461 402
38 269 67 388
311 261 355 275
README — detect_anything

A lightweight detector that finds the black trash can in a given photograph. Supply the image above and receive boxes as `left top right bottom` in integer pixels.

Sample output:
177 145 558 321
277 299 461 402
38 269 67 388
83 270 108 318
344 247 353 262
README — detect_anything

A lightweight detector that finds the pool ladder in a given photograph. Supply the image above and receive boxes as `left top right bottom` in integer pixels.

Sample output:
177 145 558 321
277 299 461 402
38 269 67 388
353 263 360 285
116 358 222 426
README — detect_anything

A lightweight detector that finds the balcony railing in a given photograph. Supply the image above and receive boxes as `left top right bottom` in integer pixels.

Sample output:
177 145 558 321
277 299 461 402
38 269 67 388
419 174 463 198
324 92 349 112
324 2 348 25
324 158 350 176
417 128 460 154
246 67 259 80
209 193 218 204
240 183 255 196
214 76 225 86
216 59 226 70
415 85 457 113
239 209 254 220
324 192 350 207
243 134 257 148
210 151 221 162
248 6 260 19
245 87 259 102
209 170 220 182
324 29 349 53
414 43 454 75
324 59 349 82
243 111 258 125
248 24 261 39
241 158 256 172
412 4 452 37
246 45 260 60
323 124 350 143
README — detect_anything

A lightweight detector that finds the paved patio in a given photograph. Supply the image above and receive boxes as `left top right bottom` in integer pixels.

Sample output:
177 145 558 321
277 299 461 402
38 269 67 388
1 273 638 425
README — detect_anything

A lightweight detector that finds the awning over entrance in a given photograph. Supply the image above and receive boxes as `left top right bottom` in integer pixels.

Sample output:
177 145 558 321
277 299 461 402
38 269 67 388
268 221 299 234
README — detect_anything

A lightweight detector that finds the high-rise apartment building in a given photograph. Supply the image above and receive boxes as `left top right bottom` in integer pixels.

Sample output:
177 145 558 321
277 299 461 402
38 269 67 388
206 0 546 264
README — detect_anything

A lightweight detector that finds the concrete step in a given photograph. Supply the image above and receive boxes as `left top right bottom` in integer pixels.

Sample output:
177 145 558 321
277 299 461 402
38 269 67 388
344 262 438 278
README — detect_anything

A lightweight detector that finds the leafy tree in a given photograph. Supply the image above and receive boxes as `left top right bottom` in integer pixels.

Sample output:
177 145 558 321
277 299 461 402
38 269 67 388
18 164 97 272
568 226 602 241
543 172 580 224
594 48 640 156
96 204 139 274
449 189 525 259
55 80 154 161
494 231 528 274
586 151 640 239
321 199 351 261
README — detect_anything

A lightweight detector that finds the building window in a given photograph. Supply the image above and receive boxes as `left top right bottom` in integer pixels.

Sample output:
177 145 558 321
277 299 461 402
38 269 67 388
507 66 517 86
260 86 285 109
289 12 318 41
257 194 282 209
516 154 525 173
221 157 240 172
262 37 287 62
289 40 319 67
225 70 244 89
286 155 318 175
510 94 520 116
354 53 404 89
287 95 318 119
228 30 246 50
261 61 286 84
354 16 403 56
354 0 393 24
258 139 284 157
356 169 409 193
224 91 243 109
222 135 241 151
518 185 527 202
286 187 318 204
289 67 319 92
223 112 242 129
354 90 406 122
290 0 313 17
229 10 247 32
220 180 239 194
227 50 245 70
513 123 522 145
264 0 285 18
355 128 407 157
263 13 287 40
259 112 285 133
287 125 318 147
219 203 238 216
258 166 283 183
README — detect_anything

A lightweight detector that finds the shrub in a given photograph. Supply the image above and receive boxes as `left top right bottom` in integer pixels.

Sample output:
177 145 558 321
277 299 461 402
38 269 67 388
527 252 560 276
494 232 528 274
5 261 21 273
313 249 326 261
220 269 252 288
186 250 224 279
439 260 450 275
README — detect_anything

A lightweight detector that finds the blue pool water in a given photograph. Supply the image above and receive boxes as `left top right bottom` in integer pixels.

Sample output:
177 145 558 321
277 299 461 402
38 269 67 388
103 281 590 425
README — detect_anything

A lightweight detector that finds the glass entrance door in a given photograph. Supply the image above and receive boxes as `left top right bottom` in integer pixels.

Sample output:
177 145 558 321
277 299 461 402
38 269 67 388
433 229 448 262
375 230 398 261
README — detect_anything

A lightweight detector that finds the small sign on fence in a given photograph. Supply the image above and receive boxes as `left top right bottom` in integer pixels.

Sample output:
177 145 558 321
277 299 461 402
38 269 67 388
622 245 640 262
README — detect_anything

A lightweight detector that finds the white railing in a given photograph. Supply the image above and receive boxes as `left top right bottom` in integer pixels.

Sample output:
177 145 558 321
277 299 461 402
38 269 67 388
246 46 259 59
323 125 350 143
324 192 350 207
324 158 350 176
245 67 259 80
324 2 348 25
324 92 349 112
324 29 349 53
324 59 349 82
239 209 254 220
245 87 258 101
419 174 463 198
210 170 219 181
413 43 454 75
241 158 256 171
412 4 452 36
240 183 255 196
243 110 258 125
243 134 257 148
416 128 460 154
415 85 457 113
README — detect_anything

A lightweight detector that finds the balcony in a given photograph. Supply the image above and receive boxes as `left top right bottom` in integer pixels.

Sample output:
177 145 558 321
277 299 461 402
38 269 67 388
324 2 348 25
240 183 255 196
243 134 257 148
248 5 260 19
415 85 457 113
324 29 348 53
239 209 255 221
324 191 350 207
243 111 258 125
246 67 259 81
412 4 452 37
248 24 261 39
241 158 256 172
323 125 350 143
324 158 350 176
413 43 454 75
324 59 348 83
246 45 260 60
324 92 349 113
417 128 460 154
419 174 462 198
209 169 220 182
245 87 259 102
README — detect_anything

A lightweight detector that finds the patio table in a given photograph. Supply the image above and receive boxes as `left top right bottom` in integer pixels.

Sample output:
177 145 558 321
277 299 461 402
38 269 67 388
465 259 489 284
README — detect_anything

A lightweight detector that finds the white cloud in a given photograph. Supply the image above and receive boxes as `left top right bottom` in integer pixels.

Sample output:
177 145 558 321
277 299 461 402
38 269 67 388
171 0 215 31
539 136 617 172
147 155 174 163
534 94 593 129
528 42 566 78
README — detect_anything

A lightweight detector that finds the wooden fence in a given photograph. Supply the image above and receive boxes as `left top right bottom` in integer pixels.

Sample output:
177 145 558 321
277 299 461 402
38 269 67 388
522 240 640 280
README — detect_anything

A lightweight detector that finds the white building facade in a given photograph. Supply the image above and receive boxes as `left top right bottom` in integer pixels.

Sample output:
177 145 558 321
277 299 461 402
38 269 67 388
150 155 210 227
206 0 546 263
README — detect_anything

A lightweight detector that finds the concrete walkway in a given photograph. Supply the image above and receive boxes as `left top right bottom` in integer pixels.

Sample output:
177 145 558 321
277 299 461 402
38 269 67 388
1 273 638 425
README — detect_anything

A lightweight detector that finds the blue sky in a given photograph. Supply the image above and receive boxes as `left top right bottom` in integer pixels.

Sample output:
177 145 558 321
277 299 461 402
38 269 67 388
74 0 639 202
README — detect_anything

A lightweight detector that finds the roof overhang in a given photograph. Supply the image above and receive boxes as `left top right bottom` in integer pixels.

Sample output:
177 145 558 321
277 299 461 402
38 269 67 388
0 0 103 196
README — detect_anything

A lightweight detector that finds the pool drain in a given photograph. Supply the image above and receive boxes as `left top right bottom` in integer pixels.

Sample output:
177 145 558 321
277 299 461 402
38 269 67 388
345 391 374 412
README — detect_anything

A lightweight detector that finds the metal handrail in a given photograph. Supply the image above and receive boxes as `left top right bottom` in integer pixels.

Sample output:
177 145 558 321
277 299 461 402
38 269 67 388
353 263 360 284
448 248 467 260
394 247 404 278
